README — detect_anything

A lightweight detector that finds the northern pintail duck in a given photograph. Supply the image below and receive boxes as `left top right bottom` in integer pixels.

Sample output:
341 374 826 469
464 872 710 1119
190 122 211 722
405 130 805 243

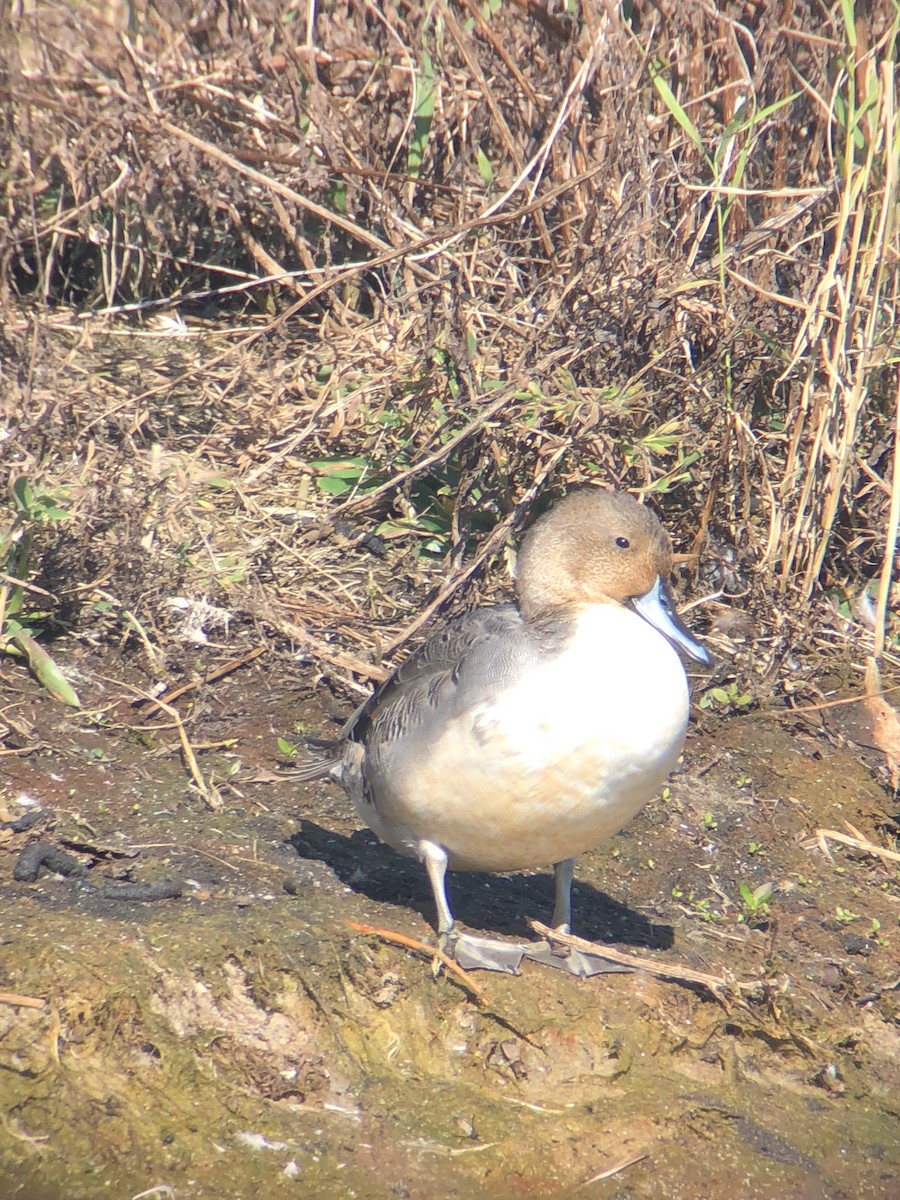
301 487 710 973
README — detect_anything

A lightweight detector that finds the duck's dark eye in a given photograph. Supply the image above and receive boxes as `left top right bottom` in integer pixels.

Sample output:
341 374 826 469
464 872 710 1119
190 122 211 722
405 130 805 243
615 536 630 549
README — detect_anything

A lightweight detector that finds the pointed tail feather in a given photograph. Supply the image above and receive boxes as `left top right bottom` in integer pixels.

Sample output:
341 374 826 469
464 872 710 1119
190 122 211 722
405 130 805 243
290 743 343 783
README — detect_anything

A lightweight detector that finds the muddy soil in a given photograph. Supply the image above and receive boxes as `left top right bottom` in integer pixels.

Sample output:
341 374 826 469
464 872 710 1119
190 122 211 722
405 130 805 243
1 651 899 1200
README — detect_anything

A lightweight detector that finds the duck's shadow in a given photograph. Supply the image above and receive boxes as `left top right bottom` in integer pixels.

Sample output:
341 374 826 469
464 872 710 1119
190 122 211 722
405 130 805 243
290 820 673 950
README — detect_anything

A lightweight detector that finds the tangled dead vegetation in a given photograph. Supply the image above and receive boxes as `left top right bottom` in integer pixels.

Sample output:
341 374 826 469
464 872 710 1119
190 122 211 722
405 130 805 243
1 1 899 704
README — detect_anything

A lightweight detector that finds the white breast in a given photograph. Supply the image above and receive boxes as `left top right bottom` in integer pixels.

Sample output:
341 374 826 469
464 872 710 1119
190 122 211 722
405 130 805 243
368 604 691 871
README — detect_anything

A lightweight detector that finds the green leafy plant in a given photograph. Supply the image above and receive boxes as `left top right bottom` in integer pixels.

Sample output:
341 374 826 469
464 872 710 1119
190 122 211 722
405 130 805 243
475 145 494 187
866 917 886 945
617 419 700 493
738 881 773 925
672 885 719 922
277 735 302 759
1 478 80 707
310 398 499 560
699 681 754 712
309 455 386 498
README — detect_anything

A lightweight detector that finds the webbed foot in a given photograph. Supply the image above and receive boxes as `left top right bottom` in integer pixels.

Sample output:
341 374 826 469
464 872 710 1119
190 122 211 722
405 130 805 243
441 929 528 974
523 939 633 977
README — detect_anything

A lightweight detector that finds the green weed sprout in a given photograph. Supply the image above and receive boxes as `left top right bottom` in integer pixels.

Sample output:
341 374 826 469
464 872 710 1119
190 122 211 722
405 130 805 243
1 478 81 707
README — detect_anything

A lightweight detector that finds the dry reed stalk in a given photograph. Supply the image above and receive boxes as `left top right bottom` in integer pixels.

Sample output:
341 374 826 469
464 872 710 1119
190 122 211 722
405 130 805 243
777 18 899 600
3 1 898 686
809 822 900 866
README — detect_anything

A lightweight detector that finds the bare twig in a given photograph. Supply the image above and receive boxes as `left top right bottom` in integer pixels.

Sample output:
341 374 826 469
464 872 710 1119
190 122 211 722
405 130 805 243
344 920 489 1005
529 922 762 993
0 991 47 1010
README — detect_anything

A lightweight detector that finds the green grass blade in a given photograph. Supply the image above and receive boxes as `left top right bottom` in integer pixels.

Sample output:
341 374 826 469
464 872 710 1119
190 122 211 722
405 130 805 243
649 61 704 153
12 631 81 707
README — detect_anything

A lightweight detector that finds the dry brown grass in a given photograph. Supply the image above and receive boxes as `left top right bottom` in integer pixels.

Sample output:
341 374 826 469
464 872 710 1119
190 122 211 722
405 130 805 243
1 1 899 703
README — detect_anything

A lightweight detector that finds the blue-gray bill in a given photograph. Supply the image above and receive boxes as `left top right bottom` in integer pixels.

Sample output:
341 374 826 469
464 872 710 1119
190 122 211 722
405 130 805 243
630 576 711 665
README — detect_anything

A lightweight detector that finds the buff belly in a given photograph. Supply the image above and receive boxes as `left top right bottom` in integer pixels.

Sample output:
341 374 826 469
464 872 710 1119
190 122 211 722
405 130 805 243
359 604 692 872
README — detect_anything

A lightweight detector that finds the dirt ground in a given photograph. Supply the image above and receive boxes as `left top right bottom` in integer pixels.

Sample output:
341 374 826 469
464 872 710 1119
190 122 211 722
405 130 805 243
1 644 899 1200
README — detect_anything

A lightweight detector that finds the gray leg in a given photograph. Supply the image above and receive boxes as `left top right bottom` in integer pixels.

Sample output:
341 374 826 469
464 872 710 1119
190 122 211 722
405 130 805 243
419 839 454 934
526 856 632 977
419 838 526 974
551 858 574 931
